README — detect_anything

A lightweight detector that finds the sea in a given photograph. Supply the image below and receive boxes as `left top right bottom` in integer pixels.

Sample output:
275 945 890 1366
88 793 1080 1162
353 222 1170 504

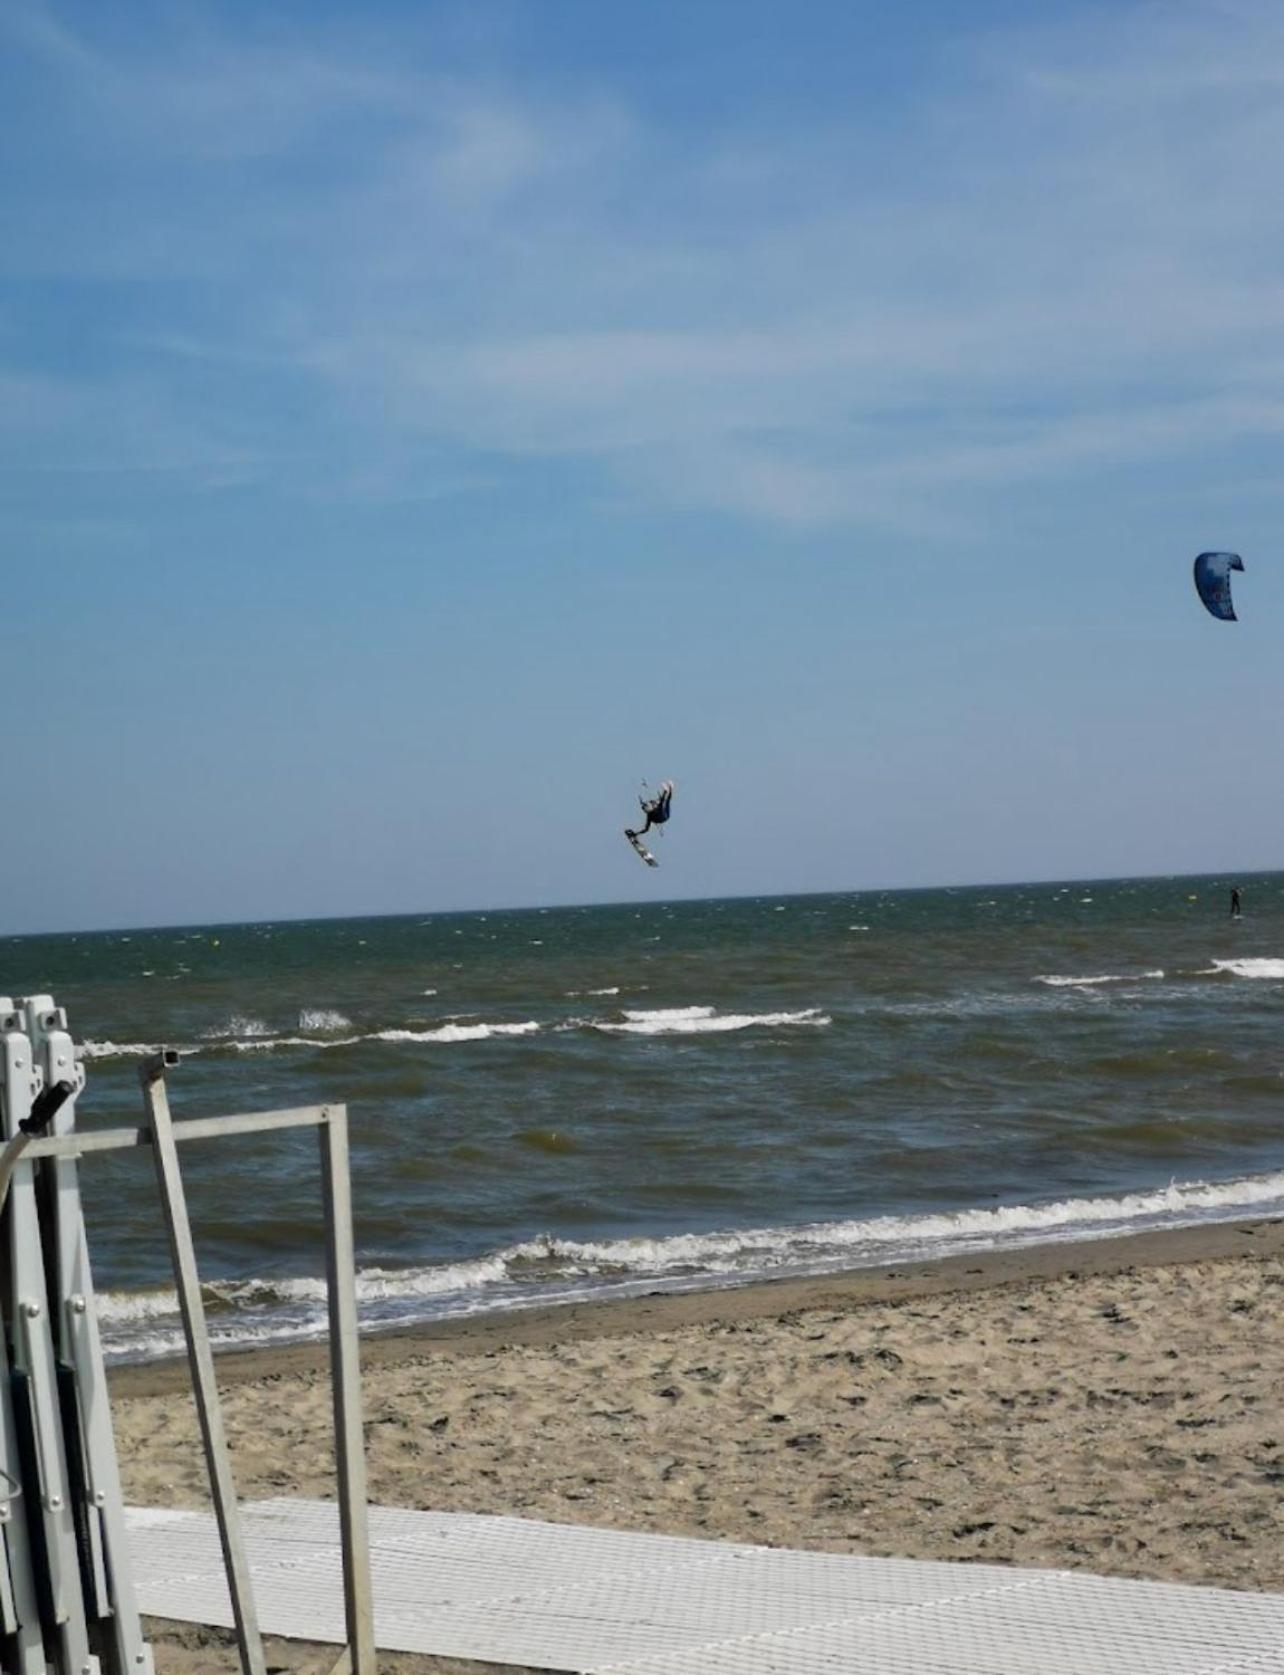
4 873 1284 1364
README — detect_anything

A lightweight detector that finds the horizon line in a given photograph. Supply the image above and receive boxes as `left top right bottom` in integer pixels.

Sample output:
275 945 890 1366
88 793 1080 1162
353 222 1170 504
4 865 1275 941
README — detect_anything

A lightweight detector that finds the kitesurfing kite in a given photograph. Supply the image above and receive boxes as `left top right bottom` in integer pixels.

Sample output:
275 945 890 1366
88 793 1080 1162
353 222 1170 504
624 780 674 868
1194 551 1244 621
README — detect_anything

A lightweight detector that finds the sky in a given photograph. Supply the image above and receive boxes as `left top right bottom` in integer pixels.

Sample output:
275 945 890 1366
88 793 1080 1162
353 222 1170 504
4 0 1284 933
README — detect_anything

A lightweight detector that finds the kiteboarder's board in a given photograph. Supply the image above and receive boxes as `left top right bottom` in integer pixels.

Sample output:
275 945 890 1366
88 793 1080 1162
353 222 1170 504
625 828 659 867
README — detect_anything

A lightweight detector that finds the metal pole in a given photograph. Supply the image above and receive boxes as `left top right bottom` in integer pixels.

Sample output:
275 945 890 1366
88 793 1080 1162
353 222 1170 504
0 1067 78 1674
1 1017 99 1675
0 1293 46 1675
140 1057 266 1675
319 1107 376 1675
28 1000 154 1675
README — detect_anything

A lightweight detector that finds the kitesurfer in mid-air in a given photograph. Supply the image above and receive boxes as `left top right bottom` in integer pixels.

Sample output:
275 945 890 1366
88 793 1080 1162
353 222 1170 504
628 781 674 840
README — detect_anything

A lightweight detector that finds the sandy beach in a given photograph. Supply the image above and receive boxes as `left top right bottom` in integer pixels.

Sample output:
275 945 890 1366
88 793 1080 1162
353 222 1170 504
107 1216 1284 1672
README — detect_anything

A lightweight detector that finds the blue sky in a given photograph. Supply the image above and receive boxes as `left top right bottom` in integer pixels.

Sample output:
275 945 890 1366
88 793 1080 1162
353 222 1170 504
4 0 1284 932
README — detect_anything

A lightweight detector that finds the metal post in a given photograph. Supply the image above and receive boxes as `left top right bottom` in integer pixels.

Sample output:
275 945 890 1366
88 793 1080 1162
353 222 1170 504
28 1000 154 1675
140 1057 267 1675
0 996 375 1672
1 1013 99 1675
0 1059 76 1675
0 1269 46 1675
319 1107 375 1675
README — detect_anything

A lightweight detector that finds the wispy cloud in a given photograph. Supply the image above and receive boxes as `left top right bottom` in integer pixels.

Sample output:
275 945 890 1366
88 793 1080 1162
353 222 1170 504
4 1 1284 527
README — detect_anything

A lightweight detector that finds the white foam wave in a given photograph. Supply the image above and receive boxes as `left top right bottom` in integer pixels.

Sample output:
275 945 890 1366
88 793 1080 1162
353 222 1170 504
97 1287 179 1323
79 1041 199 1061
227 1034 362 1052
228 1020 538 1050
1035 970 1165 988
97 1168 1284 1365
1208 958 1284 980
282 1256 512 1306
372 1021 540 1045
298 1008 353 1031
80 1040 160 1060
589 986 621 996
201 1015 271 1041
528 1172 1284 1276
598 1006 830 1036
627 1005 712 1021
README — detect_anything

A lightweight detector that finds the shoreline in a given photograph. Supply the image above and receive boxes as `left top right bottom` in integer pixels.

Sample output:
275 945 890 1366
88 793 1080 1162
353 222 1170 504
115 1212 1284 1672
109 1212 1284 1399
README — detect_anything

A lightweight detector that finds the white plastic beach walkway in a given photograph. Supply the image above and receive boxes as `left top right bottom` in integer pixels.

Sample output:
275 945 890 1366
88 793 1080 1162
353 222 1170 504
126 1499 1284 1673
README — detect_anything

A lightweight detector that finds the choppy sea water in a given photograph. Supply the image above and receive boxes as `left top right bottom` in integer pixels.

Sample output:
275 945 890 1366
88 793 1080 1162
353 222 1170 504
5 874 1284 1362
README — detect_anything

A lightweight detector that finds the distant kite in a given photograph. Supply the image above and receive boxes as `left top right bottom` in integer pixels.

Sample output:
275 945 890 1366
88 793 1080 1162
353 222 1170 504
1193 551 1244 622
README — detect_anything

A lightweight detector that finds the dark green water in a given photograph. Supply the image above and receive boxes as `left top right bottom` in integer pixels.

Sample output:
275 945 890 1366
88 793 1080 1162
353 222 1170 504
5 873 1283 1360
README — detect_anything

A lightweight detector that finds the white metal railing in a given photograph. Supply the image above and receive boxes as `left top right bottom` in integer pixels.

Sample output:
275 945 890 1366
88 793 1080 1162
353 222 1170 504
0 996 375 1675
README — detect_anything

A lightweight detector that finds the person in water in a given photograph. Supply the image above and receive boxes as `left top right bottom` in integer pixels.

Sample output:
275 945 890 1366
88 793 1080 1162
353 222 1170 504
629 781 674 839
1231 886 1242 919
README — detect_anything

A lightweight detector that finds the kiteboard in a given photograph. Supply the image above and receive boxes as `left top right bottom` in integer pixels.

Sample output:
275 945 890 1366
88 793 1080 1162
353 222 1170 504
625 828 659 867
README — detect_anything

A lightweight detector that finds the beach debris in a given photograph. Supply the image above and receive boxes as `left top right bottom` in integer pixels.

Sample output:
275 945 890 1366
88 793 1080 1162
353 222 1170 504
1193 550 1244 621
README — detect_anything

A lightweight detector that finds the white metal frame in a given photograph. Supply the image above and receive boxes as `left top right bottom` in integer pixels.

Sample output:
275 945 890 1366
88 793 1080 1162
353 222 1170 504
0 998 375 1675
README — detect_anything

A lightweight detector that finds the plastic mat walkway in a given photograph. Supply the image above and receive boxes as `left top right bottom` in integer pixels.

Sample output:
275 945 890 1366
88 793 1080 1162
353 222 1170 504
126 1499 1284 1673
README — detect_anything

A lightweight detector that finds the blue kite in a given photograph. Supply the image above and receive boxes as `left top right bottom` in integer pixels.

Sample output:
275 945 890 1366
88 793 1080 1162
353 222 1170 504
1193 551 1244 621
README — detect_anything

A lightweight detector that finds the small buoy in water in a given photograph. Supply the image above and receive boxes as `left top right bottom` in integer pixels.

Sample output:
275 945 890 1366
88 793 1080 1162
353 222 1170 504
1188 895 1198 902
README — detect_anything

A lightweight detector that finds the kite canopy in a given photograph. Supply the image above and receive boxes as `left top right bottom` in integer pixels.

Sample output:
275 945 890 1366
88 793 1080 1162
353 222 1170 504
1193 551 1244 621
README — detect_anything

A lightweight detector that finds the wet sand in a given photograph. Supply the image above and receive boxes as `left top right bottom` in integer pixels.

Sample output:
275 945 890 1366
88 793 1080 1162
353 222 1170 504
112 1217 1284 1672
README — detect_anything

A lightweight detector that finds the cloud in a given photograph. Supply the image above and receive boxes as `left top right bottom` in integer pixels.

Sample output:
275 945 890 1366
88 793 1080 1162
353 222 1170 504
4 1 1284 528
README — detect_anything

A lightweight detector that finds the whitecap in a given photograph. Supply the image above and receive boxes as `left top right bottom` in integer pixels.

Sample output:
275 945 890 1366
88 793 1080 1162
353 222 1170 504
597 1006 830 1037
201 1014 272 1041
298 1008 352 1031
1034 970 1165 988
226 1034 360 1052
225 1019 538 1051
371 1021 540 1045
1207 958 1284 980
79 1041 199 1061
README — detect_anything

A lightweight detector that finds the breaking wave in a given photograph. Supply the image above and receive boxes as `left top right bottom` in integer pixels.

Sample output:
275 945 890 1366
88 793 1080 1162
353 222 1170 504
80 1040 160 1060
81 1008 827 1059
595 1006 830 1036
1036 960 1284 989
96 1167 1284 1364
79 1040 199 1061
201 1015 272 1040
298 1008 352 1031
371 1022 539 1045
82 1020 541 1061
